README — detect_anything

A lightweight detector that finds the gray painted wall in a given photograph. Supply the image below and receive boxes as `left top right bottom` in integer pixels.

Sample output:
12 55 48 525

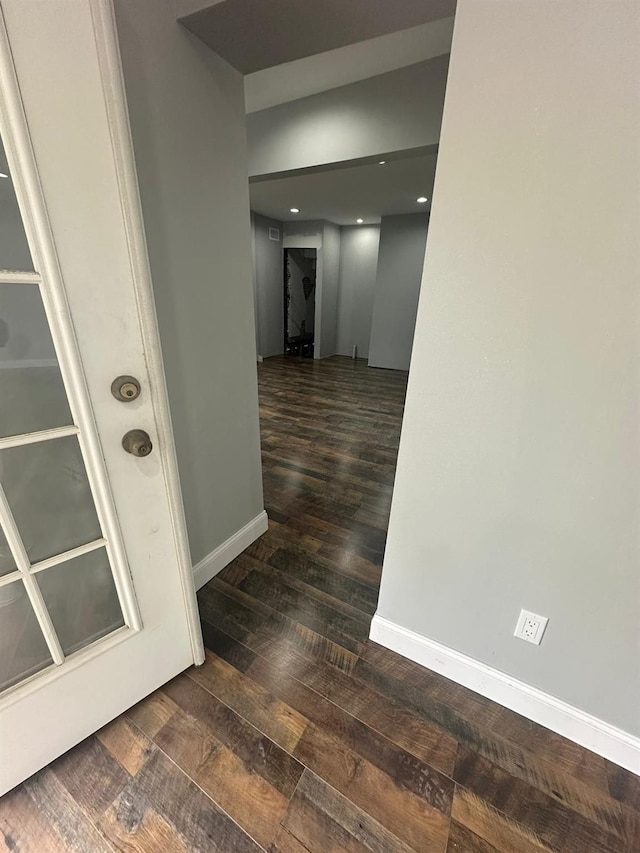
336 225 380 360
115 0 264 566
252 212 283 358
376 0 640 735
319 222 340 359
368 214 428 371
247 56 450 177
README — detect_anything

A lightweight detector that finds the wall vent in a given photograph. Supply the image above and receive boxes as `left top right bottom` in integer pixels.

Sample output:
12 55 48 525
269 227 280 241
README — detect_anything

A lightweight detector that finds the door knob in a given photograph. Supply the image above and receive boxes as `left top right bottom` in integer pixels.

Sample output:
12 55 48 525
122 429 153 457
111 375 141 402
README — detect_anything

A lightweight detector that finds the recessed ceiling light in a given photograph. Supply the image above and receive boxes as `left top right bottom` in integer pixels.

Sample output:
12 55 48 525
417 196 428 204
378 160 386 165
290 207 300 214
356 218 364 224
0 173 8 179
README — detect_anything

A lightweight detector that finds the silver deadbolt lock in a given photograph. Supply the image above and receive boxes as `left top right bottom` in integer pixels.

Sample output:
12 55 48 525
122 429 153 457
111 375 141 402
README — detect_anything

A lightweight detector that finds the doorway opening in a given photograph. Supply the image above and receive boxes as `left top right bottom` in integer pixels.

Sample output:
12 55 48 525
283 248 316 357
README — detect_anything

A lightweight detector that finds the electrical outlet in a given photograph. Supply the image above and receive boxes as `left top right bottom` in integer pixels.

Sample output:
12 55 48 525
514 609 548 645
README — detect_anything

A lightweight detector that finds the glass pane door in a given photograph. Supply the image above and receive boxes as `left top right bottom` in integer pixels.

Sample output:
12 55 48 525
0 135 33 272
0 132 130 696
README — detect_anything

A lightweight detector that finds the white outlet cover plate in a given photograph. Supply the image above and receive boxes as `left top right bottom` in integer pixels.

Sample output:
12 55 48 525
514 609 549 645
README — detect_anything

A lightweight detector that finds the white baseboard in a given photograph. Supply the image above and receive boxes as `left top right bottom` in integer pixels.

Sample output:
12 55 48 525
193 510 268 591
370 614 640 775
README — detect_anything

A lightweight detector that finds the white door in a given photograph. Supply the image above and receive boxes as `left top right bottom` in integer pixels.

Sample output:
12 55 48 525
0 0 203 795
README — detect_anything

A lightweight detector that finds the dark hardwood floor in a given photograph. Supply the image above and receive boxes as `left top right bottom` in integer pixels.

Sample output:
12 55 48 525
2 355 639 852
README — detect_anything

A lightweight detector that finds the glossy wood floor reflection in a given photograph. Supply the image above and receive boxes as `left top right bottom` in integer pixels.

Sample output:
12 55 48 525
2 356 639 852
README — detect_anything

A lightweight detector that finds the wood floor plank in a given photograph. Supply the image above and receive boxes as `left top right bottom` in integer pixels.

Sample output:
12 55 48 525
23 769 114 853
451 786 554 853
281 770 417 853
292 510 387 554
264 505 293 523
270 464 359 498
353 507 390 530
359 642 612 795
281 512 354 548
493 721 610 796
0 784 69 853
605 760 640 810
453 745 624 853
98 746 261 853
188 650 308 754
315 543 382 585
49 735 130 821
198 580 268 643
246 652 454 815
446 820 500 852
125 690 179 740
354 653 532 766
353 652 639 844
204 623 457 777
259 521 325 556
250 620 361 676
359 643 516 731
452 733 640 843
259 634 457 773
98 800 189 853
236 562 369 652
268 825 314 853
97 716 153 777
199 580 360 674
244 534 280 562
215 558 252 588
154 706 290 848
293 723 450 852
198 621 257 673
266 548 379 616
238 555 372 639
162 672 304 798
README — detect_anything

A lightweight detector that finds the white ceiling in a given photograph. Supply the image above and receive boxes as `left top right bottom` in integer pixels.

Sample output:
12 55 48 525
179 0 457 73
249 151 437 226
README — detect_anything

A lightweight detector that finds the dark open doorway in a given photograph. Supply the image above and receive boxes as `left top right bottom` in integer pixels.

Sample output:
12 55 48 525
283 247 316 357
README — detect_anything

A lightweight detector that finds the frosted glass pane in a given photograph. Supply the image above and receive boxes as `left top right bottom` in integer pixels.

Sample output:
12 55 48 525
0 524 16 577
0 580 52 692
1 435 102 564
0 283 72 437
0 136 33 271
37 548 124 655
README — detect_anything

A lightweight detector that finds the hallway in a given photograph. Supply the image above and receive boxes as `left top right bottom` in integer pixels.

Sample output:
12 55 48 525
1 357 638 852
